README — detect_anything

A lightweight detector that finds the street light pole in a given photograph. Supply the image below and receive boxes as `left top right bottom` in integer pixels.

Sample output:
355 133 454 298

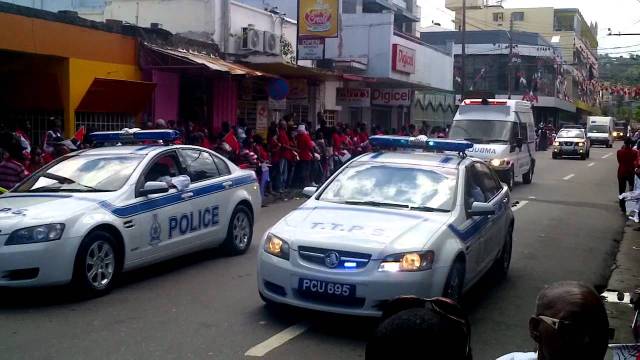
461 0 466 102
507 16 513 99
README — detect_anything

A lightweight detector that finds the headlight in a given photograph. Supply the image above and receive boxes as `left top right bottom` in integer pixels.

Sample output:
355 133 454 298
489 159 510 168
577 142 585 147
5 224 65 245
264 233 290 260
378 251 435 272
553 141 560 146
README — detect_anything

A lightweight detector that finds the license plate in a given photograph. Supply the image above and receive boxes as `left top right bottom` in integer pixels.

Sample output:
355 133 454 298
298 278 355 298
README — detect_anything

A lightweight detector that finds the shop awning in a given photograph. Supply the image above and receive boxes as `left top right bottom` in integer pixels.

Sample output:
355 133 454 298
145 44 273 77
240 62 337 80
76 78 156 114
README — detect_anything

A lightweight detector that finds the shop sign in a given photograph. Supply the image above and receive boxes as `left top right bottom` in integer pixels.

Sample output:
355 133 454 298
256 101 269 137
392 44 416 74
269 97 287 110
336 88 370 107
298 38 325 60
298 0 339 38
287 79 309 100
371 88 412 106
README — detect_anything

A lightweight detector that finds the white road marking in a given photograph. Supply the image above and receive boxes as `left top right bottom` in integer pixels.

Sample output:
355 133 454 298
563 174 575 180
602 153 613 159
528 196 536 199
588 162 595 167
245 323 310 357
512 200 529 212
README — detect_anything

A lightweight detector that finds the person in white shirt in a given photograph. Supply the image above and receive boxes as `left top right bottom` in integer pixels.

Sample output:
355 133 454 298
497 281 609 360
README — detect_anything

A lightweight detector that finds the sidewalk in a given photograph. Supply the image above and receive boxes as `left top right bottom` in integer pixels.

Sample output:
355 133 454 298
604 220 640 344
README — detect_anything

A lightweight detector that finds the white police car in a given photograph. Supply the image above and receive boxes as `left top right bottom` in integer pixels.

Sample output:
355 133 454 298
0 130 260 295
257 136 514 316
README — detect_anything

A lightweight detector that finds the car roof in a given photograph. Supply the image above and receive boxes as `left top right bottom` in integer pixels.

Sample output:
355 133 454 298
356 151 469 170
79 145 175 156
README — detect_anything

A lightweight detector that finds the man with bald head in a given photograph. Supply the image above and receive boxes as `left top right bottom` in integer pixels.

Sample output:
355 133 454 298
498 281 610 360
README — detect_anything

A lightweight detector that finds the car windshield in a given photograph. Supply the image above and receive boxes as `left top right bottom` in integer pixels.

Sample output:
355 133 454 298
13 155 144 193
557 130 585 139
449 120 512 144
318 162 457 212
589 125 609 133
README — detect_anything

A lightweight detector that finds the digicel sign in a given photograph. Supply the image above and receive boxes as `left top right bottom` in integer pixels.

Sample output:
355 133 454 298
392 44 416 74
371 88 412 106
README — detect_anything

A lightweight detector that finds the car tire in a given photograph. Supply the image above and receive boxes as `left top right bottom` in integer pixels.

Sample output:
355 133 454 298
442 260 465 302
506 168 515 190
492 227 513 279
72 231 119 297
522 166 533 184
607 143 613 148
222 204 253 255
552 153 558 159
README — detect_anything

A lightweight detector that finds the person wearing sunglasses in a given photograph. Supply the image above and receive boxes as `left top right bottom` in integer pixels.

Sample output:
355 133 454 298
365 296 472 360
498 281 610 360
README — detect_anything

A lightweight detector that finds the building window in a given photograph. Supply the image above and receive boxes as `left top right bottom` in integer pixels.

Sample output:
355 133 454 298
511 12 524 21
323 110 337 127
493 12 504 22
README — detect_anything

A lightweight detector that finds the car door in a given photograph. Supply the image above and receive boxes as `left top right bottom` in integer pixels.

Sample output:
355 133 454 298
460 164 490 283
473 162 508 271
177 148 231 246
128 150 194 262
517 113 534 174
508 121 522 176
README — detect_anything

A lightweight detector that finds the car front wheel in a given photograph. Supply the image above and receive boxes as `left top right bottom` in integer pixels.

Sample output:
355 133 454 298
442 260 465 302
222 205 253 255
72 231 119 297
492 228 513 279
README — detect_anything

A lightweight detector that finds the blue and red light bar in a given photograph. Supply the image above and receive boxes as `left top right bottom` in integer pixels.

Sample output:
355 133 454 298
369 135 474 153
90 129 181 143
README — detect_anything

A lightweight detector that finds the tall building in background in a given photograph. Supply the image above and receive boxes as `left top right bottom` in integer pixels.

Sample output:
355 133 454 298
444 1 600 119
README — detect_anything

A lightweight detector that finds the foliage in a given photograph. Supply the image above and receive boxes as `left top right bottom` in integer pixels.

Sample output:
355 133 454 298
599 54 640 85
280 37 296 64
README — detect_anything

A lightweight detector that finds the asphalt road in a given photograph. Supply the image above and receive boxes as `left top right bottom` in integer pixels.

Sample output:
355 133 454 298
0 145 625 360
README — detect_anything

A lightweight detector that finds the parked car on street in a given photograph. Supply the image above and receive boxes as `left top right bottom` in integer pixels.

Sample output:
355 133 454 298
257 136 514 317
0 130 260 296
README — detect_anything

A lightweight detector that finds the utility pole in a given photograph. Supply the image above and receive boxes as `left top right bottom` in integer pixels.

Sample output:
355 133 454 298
460 0 466 102
507 15 513 99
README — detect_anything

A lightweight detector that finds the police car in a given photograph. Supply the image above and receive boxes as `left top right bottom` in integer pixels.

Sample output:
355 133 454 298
257 136 514 316
0 130 260 295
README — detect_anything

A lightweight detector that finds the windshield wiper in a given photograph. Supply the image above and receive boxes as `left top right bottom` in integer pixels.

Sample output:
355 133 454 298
41 172 106 192
408 205 450 213
42 172 75 184
463 138 485 143
343 200 410 209
484 139 510 143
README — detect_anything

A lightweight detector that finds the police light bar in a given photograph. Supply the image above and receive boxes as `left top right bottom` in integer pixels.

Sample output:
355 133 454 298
90 129 181 143
463 99 508 106
369 135 474 153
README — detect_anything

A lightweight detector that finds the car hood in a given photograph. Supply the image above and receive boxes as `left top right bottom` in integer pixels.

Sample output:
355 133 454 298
0 193 108 232
272 201 451 259
465 144 509 160
556 137 585 142
588 133 609 138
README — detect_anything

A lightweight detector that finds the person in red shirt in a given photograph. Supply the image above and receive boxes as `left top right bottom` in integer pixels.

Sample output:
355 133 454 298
295 125 315 187
618 137 638 212
277 120 295 191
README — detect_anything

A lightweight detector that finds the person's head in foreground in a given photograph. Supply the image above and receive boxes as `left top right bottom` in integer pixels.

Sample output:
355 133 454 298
529 281 609 360
365 296 471 360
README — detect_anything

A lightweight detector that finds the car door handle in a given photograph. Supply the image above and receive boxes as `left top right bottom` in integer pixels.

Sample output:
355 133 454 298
181 192 194 199
222 181 233 189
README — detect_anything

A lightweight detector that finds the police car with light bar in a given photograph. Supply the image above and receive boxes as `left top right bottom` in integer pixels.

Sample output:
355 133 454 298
0 129 260 296
257 135 514 316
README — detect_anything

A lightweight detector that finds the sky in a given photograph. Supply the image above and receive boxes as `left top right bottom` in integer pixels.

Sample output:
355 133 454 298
418 0 640 56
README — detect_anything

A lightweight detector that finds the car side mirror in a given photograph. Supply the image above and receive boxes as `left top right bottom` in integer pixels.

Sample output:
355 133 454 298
468 202 496 217
140 181 169 196
302 186 318 198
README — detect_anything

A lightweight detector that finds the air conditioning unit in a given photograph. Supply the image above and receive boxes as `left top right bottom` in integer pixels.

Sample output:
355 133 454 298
241 27 264 52
263 31 281 55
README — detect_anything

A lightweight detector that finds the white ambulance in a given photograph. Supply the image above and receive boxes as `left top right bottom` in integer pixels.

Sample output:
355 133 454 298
449 99 536 189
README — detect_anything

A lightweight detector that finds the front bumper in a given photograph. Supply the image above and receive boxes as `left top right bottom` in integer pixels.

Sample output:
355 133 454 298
0 236 81 287
590 138 610 145
553 146 586 156
257 250 449 317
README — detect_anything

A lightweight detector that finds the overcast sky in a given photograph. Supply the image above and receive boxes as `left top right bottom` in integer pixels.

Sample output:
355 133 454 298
418 0 640 55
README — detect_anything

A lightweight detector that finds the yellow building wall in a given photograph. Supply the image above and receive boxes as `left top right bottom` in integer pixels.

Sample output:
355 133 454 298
455 7 554 37
66 58 142 137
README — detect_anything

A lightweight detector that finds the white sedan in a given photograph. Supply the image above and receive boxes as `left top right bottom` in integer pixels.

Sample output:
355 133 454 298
0 130 260 296
257 136 514 316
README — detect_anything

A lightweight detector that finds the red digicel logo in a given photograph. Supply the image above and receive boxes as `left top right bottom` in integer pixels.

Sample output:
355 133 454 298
397 49 414 67
392 44 416 73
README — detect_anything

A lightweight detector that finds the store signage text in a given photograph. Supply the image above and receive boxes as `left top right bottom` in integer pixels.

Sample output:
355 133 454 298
298 0 339 38
298 38 325 60
371 88 412 106
392 44 416 74
336 88 370 107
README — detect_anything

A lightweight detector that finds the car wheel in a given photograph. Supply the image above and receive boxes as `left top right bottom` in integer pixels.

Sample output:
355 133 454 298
552 153 558 159
222 205 253 255
580 154 587 160
442 260 465 302
72 231 119 297
506 168 515 190
522 166 533 184
492 228 513 279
